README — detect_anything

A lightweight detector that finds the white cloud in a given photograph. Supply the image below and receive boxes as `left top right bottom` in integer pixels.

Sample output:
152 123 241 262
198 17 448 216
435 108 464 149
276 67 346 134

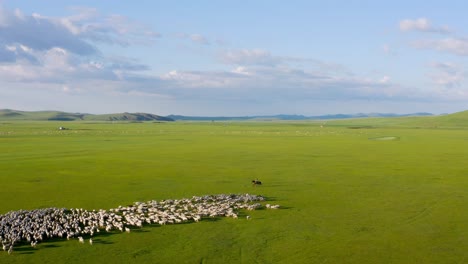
429 62 465 88
0 44 438 106
402 18 468 58
0 6 97 55
218 49 349 77
412 38 468 56
62 85 71 92
56 7 161 46
232 66 251 75
400 18 429 31
0 5 156 87
175 33 210 45
190 34 209 45
399 18 450 34
160 69 246 89
0 5 160 58
219 49 284 66
153 66 410 102
379 76 390 84
382 44 398 56
0 45 150 85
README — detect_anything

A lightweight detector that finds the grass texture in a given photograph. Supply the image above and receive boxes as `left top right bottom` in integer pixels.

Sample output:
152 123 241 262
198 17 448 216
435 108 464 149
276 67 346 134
1 120 468 263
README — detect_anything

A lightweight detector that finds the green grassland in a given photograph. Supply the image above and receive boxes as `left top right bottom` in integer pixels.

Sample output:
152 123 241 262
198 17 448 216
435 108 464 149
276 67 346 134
2 115 468 263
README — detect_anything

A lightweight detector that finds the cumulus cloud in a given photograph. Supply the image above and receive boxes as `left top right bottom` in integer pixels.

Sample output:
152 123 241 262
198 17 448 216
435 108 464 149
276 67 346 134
0 5 160 59
0 47 106 83
0 6 97 55
0 46 150 87
218 49 351 78
0 5 156 85
0 36 422 106
399 18 450 34
401 18 468 58
56 6 161 46
152 65 410 103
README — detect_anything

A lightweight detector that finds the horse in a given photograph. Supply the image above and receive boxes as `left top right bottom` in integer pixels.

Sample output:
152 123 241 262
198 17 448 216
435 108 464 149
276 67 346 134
252 179 262 186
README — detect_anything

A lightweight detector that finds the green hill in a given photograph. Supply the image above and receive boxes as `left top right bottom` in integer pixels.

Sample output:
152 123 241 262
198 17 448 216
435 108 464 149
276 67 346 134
434 110 468 124
0 109 173 122
83 112 174 122
0 109 84 121
327 110 468 129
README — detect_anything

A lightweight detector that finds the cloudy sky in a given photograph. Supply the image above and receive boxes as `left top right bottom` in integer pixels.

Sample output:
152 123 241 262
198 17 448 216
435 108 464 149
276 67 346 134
1 1 468 115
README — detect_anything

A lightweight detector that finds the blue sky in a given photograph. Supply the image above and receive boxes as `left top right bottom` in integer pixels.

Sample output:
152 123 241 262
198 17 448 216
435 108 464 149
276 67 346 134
1 1 468 115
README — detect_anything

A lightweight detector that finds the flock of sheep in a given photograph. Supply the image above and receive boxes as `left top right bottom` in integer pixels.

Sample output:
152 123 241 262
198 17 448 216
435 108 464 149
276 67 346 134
0 193 280 254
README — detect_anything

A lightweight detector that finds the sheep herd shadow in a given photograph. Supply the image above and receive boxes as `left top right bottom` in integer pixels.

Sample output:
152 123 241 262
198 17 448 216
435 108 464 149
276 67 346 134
11 217 247 254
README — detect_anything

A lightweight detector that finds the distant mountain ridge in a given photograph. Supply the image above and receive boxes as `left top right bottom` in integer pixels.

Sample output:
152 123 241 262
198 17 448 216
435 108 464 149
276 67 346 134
0 109 434 121
167 112 433 121
6 109 468 128
0 109 174 121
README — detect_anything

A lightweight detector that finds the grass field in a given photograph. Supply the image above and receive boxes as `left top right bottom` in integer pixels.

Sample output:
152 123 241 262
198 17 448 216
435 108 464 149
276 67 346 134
2 119 468 263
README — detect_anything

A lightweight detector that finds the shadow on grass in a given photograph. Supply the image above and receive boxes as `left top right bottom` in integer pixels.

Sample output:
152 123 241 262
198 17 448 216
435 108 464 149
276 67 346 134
91 238 114 245
263 196 278 201
201 217 222 222
14 247 37 254
7 218 226 254
11 232 117 254
129 229 150 233
43 244 60 248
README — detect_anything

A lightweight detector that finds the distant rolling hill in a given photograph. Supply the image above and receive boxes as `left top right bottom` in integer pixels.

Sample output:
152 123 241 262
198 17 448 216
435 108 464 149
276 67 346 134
4 108 468 129
0 109 436 122
169 110 468 129
167 112 433 121
423 110 468 128
0 109 174 122
435 110 468 123
326 110 468 128
83 112 174 122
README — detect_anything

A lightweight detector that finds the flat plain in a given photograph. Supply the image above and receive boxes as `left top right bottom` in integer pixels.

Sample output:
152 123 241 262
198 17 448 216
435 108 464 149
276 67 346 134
2 118 468 263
